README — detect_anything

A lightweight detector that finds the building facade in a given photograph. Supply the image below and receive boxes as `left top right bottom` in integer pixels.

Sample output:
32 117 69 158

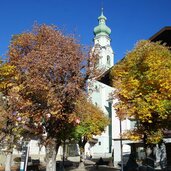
87 9 132 165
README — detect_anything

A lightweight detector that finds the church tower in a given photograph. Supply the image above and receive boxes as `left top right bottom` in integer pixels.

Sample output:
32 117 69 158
93 8 114 71
88 9 132 164
87 9 115 157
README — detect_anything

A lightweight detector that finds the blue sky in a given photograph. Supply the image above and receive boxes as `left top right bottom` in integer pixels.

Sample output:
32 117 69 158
0 0 171 63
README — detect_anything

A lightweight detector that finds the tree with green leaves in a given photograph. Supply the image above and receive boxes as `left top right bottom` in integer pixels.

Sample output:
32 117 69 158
110 40 171 144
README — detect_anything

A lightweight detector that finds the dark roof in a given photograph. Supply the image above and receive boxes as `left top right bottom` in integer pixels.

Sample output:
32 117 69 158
97 68 111 85
149 26 171 46
99 26 171 85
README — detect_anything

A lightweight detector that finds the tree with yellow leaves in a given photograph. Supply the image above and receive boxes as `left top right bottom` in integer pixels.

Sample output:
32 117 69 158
110 40 171 145
71 97 109 162
0 59 23 171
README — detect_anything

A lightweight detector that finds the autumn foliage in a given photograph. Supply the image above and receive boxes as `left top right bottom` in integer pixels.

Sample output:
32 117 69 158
6 24 102 145
111 40 171 144
74 97 109 140
0 60 23 148
0 24 109 170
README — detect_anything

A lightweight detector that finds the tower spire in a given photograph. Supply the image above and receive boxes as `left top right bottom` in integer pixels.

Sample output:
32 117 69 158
101 0 104 12
101 7 103 15
92 8 114 70
93 8 111 36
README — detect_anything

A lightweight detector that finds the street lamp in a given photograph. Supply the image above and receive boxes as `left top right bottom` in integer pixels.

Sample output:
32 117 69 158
120 119 123 171
20 141 29 171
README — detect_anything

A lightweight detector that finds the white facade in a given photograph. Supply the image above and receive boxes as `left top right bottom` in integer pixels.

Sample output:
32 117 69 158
88 9 132 166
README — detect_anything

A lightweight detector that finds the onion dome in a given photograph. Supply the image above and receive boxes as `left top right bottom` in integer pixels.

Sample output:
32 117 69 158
94 8 111 36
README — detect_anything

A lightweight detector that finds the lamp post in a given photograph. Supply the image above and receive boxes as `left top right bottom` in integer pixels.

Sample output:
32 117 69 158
20 141 29 171
120 119 123 171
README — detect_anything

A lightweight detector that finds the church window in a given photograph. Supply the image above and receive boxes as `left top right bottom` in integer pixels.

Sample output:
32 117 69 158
95 58 99 67
107 55 110 65
88 88 93 93
95 85 100 92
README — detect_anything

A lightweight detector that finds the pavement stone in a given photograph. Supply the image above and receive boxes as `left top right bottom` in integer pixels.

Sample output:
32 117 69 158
60 159 120 171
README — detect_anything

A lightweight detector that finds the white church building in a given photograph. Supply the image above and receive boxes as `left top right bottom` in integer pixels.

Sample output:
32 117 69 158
86 10 171 168
86 9 133 165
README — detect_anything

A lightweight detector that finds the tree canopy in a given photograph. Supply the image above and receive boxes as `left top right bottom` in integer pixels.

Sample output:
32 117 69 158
73 96 109 141
7 24 95 144
111 40 171 144
0 24 104 170
0 60 22 149
0 24 109 171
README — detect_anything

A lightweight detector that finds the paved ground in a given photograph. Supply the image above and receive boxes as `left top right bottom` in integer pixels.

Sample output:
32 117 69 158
0 157 120 171
38 157 121 171
51 159 120 171
63 163 120 171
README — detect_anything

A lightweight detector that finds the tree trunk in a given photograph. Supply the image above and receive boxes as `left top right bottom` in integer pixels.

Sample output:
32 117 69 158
5 151 12 171
78 137 87 163
46 141 59 171
80 149 84 162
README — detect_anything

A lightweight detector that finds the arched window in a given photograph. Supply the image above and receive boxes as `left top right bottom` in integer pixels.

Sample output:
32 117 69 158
107 55 110 65
95 58 99 67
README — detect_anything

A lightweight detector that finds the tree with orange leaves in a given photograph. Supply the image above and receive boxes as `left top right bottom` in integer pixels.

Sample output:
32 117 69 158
6 24 100 171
